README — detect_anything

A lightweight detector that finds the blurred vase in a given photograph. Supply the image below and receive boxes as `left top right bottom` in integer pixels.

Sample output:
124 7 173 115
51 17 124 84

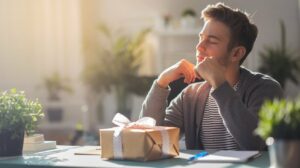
180 16 196 29
115 85 132 119
47 101 63 122
267 137 300 168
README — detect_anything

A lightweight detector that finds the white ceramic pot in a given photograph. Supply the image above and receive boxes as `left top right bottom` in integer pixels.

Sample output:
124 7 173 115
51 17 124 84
180 16 196 29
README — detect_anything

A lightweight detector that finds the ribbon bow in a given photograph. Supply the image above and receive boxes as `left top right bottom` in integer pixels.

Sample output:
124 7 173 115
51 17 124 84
111 113 157 159
112 113 156 136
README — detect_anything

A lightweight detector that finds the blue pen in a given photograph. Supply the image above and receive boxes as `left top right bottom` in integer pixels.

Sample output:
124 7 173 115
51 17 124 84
188 151 208 161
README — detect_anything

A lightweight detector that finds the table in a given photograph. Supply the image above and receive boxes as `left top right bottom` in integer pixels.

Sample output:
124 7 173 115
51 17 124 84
0 146 270 168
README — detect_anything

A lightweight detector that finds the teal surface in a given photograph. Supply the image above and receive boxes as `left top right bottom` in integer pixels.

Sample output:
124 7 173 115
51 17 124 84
0 146 270 168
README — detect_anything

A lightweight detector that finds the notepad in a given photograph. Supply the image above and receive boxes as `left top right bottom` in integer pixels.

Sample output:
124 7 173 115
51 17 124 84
196 150 261 163
74 146 101 155
23 141 56 153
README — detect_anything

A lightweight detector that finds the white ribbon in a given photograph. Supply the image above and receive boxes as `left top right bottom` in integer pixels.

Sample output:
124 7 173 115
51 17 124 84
112 113 156 136
157 127 170 158
111 113 171 159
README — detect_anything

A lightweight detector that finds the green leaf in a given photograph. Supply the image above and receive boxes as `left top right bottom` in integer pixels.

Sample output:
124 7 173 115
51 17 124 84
81 25 156 113
258 20 300 89
255 98 300 140
0 89 44 138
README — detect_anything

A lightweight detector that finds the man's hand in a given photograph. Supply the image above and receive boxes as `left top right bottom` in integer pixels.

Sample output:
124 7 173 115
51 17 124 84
194 57 226 89
157 59 197 88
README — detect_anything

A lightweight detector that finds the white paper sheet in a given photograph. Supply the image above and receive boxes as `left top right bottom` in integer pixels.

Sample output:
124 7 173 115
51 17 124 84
197 150 261 163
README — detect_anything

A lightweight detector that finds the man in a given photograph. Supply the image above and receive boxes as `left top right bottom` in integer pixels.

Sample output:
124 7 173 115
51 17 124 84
140 3 283 150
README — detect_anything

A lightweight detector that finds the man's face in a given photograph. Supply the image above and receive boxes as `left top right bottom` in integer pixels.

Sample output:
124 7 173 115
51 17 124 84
196 19 232 66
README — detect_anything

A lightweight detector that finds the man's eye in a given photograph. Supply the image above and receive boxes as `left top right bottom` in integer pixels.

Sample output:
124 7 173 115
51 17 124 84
208 40 218 44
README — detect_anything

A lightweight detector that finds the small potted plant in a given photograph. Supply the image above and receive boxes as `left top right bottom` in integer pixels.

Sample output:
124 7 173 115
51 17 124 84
42 72 73 122
43 72 73 101
255 98 300 168
181 8 197 29
0 88 44 157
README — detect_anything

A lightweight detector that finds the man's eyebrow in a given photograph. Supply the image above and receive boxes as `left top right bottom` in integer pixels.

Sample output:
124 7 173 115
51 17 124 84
199 33 222 41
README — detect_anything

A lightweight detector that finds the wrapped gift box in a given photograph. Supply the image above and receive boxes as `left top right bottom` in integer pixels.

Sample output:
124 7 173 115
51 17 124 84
100 126 179 161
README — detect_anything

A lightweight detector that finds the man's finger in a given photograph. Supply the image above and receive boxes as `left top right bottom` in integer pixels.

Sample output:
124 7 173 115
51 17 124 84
181 63 192 83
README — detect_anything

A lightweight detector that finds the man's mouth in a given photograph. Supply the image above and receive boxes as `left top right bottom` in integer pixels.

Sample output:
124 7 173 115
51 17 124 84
196 55 206 62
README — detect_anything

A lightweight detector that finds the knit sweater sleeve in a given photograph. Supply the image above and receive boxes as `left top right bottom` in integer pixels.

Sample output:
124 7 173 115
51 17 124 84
139 80 184 129
211 79 283 150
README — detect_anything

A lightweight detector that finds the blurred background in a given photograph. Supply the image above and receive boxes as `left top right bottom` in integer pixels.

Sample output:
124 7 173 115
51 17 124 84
0 0 299 145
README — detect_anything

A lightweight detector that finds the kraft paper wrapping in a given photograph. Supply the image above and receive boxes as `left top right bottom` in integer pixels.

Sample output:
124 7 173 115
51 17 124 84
100 126 179 161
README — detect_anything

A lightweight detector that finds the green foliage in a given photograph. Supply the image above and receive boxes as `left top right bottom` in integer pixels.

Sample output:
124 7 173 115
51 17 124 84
0 89 44 138
258 20 300 88
43 72 73 101
83 25 155 92
182 8 196 17
82 25 156 116
255 99 300 140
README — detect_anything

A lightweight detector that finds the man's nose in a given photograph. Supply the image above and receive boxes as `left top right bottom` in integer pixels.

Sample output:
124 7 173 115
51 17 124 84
196 40 206 52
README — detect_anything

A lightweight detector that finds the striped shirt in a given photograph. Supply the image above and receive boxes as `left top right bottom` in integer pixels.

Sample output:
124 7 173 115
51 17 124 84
200 82 239 150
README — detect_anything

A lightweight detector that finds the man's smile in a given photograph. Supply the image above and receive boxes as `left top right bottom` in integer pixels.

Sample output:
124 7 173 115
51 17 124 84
196 53 207 63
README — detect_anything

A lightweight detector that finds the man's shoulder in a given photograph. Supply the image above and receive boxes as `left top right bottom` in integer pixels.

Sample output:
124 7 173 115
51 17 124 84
240 67 282 91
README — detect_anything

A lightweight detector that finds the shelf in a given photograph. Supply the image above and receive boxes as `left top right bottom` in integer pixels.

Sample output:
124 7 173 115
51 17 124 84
154 28 201 37
151 27 200 74
38 122 75 131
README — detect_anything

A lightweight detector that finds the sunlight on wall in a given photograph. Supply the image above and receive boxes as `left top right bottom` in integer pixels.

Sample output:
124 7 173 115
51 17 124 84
0 0 83 100
0 0 86 133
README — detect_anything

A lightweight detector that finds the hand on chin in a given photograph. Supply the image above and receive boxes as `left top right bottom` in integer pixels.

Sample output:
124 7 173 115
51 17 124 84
194 57 226 88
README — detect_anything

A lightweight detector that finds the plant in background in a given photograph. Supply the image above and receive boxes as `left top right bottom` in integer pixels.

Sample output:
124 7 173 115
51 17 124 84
83 24 156 118
255 99 300 140
43 72 73 101
0 88 44 137
258 20 300 89
181 8 197 29
181 8 196 17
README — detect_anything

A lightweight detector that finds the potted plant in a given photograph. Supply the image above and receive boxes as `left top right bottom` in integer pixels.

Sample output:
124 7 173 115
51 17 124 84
83 24 156 119
255 99 300 168
258 20 300 89
43 72 73 101
181 8 197 29
0 88 44 157
42 72 73 122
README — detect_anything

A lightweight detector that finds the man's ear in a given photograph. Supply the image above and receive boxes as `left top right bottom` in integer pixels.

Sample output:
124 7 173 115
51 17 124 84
230 46 246 63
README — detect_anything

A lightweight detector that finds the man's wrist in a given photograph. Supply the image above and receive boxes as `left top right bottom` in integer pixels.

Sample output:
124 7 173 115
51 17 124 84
211 77 226 89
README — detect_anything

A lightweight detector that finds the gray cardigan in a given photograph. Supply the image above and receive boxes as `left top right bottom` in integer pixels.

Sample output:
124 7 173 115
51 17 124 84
140 67 283 150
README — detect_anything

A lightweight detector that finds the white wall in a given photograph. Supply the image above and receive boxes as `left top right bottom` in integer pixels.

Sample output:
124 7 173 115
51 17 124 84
0 0 86 128
94 0 300 68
